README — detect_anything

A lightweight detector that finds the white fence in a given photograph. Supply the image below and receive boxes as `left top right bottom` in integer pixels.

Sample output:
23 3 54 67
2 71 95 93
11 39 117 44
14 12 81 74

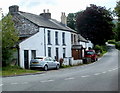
63 57 83 66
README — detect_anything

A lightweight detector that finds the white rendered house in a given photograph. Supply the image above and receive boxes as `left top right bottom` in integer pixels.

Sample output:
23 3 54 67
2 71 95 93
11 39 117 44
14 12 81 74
9 5 75 68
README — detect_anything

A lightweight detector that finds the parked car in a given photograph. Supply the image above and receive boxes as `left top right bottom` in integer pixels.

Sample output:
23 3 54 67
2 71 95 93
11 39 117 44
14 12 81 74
84 50 98 62
30 57 60 71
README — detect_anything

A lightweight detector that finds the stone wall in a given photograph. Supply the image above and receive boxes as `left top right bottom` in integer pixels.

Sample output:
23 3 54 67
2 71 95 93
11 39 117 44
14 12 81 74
63 57 83 66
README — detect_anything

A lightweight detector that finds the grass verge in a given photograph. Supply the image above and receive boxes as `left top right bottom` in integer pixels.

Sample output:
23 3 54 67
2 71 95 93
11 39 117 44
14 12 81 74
2 66 41 76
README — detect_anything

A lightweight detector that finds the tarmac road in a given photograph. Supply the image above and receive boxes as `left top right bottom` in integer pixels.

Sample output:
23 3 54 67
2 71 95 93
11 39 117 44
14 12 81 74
2 46 119 92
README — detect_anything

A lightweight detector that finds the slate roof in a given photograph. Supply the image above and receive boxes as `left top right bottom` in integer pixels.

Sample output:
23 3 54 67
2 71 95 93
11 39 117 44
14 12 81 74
78 34 88 42
13 11 87 42
18 11 76 32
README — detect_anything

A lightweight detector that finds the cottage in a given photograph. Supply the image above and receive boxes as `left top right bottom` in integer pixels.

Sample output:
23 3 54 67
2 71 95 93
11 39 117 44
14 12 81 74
9 5 74 68
9 5 91 68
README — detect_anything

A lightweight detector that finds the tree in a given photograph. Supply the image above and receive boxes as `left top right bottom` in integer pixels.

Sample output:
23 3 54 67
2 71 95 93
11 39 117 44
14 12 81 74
67 13 76 30
1 14 19 67
76 4 114 45
114 0 120 41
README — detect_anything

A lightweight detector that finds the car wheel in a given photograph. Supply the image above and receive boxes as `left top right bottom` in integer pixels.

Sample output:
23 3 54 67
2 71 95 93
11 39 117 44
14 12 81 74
56 65 59 70
44 65 48 71
96 58 98 61
30 67 34 70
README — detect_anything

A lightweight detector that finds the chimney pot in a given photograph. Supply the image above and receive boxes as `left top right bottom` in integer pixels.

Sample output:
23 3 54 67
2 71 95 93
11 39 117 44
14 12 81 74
61 12 67 26
40 9 51 19
47 9 49 13
43 9 45 13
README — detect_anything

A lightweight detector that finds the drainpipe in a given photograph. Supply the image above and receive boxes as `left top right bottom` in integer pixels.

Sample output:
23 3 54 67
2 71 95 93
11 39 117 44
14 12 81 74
16 44 20 66
44 28 46 56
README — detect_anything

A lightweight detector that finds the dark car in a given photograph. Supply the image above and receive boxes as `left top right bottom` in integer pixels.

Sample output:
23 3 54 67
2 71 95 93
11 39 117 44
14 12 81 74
84 50 98 62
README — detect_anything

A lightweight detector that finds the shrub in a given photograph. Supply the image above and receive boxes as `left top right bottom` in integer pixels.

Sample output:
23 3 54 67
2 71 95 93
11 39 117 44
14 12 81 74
115 41 120 50
59 58 64 67
94 45 102 53
107 40 116 44
94 45 108 54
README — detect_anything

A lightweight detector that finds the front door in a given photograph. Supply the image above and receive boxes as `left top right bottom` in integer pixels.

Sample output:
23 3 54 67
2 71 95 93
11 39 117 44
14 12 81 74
56 48 59 61
24 50 29 69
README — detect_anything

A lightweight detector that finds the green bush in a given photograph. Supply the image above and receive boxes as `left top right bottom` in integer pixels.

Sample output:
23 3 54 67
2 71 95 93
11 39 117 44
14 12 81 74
115 41 120 50
94 45 102 53
94 45 107 53
107 40 116 44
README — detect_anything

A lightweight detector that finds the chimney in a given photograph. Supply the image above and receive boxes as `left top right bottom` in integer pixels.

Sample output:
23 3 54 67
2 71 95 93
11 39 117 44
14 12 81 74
61 12 67 26
9 5 19 14
40 9 51 19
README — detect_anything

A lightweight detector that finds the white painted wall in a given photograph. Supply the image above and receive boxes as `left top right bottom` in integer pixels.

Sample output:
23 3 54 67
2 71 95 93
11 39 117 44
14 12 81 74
79 40 93 50
86 40 93 50
45 28 72 59
63 58 83 66
19 28 44 68
19 27 72 68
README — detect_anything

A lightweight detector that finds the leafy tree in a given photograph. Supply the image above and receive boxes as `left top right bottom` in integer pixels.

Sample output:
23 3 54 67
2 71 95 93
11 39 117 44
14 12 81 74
67 13 76 30
115 0 120 41
1 14 19 67
76 4 114 45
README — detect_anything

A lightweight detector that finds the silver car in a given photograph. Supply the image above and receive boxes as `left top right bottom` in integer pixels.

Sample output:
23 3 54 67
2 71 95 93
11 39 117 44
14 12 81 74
30 57 60 71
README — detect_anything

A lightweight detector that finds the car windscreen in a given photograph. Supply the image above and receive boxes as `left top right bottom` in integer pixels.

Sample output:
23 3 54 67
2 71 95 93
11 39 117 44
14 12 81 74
85 51 94 55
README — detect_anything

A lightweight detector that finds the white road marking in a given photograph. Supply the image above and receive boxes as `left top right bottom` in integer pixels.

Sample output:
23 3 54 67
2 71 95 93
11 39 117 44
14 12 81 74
11 83 18 85
40 79 54 83
112 68 118 70
102 71 107 74
64 77 75 80
108 69 113 72
94 73 101 75
81 75 90 78
21 82 28 84
48 80 54 82
108 68 118 72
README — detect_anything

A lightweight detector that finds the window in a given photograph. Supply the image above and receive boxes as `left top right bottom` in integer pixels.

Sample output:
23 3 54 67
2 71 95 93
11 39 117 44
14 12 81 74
63 48 66 58
55 48 59 61
31 50 36 59
47 30 51 44
62 32 65 45
48 47 51 57
49 57 54 61
55 32 59 45
45 57 50 61
71 34 73 44
74 34 76 44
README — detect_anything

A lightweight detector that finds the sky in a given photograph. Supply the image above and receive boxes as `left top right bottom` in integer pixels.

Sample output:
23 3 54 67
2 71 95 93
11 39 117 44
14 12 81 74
0 0 118 21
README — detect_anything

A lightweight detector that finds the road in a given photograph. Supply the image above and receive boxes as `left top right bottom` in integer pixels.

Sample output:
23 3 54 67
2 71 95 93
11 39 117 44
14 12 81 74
2 46 119 91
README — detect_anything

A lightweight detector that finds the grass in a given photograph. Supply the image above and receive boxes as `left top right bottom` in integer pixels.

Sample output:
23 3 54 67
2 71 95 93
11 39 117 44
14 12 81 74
2 66 41 76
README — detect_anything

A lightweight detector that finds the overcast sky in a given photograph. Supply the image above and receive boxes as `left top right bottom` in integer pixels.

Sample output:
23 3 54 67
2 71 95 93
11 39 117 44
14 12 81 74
0 0 118 21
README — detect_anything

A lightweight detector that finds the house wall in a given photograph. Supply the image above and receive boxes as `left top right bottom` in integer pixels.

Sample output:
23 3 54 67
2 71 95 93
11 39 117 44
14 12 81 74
19 27 72 68
86 40 93 50
19 29 44 68
71 33 79 45
45 28 72 60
